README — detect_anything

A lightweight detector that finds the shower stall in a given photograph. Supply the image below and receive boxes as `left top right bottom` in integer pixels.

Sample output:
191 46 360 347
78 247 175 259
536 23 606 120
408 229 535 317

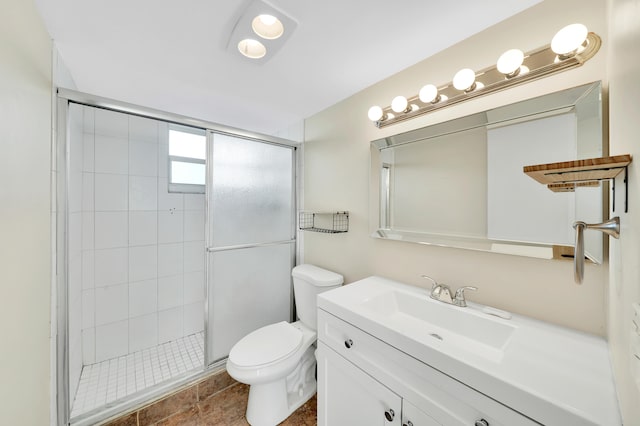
55 91 298 425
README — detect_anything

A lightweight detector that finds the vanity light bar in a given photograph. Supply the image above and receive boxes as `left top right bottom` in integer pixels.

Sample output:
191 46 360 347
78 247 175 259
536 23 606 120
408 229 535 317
369 24 601 128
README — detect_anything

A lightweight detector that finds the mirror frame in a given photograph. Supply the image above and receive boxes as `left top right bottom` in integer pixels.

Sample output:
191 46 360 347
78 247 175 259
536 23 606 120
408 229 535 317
369 81 605 261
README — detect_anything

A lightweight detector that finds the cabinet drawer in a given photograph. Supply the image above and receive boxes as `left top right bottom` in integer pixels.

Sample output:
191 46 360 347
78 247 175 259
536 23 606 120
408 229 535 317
318 309 539 426
317 342 402 425
403 399 441 426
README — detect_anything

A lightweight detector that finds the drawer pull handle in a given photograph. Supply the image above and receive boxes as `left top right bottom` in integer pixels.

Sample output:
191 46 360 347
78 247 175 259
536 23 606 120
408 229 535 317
403 422 414 426
475 419 489 426
384 409 395 421
344 339 354 349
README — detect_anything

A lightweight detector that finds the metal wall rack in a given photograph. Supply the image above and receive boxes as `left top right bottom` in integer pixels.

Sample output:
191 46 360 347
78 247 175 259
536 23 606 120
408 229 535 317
299 211 349 233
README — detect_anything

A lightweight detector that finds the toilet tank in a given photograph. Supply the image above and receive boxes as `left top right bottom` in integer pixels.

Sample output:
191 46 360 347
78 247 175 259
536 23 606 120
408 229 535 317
292 264 343 331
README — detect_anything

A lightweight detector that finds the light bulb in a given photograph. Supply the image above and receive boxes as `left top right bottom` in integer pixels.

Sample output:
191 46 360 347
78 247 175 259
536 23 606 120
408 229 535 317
391 96 409 113
368 106 384 121
419 84 440 103
259 14 277 25
551 23 588 57
497 49 524 76
237 39 266 59
252 14 284 40
453 68 476 92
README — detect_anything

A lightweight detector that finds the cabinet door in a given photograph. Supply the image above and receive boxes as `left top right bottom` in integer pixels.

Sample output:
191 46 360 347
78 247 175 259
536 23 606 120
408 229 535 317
317 342 402 426
402 399 441 426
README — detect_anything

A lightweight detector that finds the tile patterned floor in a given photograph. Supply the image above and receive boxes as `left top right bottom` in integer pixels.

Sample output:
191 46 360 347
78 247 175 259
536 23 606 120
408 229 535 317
146 383 317 426
103 372 317 426
156 383 317 426
72 332 204 417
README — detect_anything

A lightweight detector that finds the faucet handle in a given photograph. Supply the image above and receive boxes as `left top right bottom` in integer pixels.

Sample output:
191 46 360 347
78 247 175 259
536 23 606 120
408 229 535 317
421 274 438 290
453 286 477 307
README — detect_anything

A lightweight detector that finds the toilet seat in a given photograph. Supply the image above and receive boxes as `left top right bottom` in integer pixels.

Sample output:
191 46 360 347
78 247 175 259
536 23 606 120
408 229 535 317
229 321 303 368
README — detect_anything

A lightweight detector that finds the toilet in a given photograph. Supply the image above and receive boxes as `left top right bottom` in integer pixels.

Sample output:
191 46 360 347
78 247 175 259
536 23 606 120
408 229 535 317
226 264 343 426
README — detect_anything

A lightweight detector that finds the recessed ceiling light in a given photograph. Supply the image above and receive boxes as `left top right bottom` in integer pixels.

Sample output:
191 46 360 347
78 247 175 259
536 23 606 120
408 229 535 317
252 14 284 40
227 0 297 62
237 39 266 59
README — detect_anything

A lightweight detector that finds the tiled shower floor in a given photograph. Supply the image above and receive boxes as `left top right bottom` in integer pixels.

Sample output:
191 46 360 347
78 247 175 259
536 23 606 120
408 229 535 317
71 332 204 418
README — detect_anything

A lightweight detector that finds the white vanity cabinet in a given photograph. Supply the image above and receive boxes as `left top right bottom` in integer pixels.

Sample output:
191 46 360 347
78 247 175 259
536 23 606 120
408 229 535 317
317 342 402 425
317 309 537 426
317 340 442 425
316 276 621 426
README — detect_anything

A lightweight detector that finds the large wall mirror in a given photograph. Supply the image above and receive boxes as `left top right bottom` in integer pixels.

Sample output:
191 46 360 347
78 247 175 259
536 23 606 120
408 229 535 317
370 81 605 263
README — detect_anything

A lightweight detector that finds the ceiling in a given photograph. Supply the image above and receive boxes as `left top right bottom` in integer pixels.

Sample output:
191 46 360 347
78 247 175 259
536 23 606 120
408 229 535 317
35 0 540 137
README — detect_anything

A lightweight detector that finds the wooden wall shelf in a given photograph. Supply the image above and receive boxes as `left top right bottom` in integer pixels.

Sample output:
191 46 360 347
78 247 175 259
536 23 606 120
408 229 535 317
524 155 631 185
524 154 632 211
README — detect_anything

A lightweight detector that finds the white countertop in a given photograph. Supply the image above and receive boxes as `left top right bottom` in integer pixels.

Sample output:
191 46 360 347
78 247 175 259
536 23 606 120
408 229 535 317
318 276 621 426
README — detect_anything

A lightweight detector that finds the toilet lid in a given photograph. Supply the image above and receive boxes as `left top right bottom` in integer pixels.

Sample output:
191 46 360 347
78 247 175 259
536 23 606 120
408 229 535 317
229 321 303 368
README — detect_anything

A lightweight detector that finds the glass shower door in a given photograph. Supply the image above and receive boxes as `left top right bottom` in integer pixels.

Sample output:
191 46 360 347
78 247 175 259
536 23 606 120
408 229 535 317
205 133 296 363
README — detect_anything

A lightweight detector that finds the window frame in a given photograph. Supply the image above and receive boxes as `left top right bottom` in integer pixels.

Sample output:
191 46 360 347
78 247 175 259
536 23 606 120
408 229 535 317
167 125 206 194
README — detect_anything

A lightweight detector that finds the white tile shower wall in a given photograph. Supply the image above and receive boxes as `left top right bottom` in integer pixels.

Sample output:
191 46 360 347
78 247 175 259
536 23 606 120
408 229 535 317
75 106 206 365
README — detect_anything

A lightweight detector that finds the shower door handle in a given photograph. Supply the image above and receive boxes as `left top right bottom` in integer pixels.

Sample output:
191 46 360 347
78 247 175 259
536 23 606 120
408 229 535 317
206 239 295 253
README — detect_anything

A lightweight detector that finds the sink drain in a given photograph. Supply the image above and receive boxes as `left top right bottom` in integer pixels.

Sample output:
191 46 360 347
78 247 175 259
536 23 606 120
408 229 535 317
429 333 443 341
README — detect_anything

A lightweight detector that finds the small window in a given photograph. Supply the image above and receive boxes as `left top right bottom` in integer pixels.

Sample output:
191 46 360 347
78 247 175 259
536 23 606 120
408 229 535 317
168 125 206 193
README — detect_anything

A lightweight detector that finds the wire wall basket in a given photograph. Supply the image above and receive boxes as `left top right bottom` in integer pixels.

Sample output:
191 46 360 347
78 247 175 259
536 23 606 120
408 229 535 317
299 211 349 233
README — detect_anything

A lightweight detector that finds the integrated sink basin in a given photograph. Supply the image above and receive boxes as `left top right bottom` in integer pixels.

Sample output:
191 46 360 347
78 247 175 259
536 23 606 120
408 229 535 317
317 275 621 426
359 287 515 362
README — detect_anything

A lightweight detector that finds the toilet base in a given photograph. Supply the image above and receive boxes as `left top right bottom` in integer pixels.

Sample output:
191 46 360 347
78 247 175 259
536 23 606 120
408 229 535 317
246 346 317 426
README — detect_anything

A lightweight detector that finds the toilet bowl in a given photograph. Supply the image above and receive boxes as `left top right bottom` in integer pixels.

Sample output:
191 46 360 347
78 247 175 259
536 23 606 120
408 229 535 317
226 264 343 426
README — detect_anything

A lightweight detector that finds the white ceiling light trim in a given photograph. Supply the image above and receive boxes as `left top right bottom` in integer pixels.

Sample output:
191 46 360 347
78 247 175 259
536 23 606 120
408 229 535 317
237 39 267 59
227 0 297 63
252 14 284 40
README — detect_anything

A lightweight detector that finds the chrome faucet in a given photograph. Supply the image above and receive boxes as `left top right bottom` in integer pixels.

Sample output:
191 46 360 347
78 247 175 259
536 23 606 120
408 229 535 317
453 286 477 307
422 275 451 303
422 275 477 307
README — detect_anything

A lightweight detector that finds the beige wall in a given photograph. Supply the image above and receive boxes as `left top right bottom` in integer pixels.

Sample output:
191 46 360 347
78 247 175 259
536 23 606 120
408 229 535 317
304 0 609 336
0 0 52 424
607 0 640 422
